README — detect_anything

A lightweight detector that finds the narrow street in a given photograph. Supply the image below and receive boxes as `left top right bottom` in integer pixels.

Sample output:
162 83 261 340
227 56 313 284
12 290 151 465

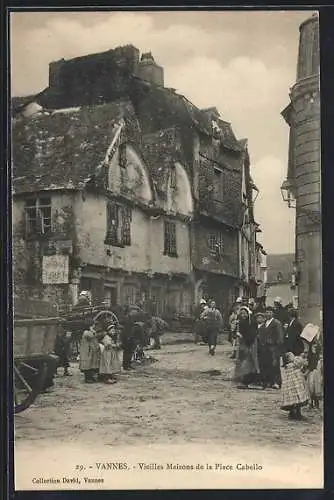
15 336 323 490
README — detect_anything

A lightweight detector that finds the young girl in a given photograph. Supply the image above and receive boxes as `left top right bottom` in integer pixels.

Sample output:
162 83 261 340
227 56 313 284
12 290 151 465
280 352 309 420
98 323 121 384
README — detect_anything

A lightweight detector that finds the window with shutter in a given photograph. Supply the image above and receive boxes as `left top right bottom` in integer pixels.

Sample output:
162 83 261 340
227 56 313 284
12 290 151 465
164 220 177 257
106 201 132 247
121 205 132 246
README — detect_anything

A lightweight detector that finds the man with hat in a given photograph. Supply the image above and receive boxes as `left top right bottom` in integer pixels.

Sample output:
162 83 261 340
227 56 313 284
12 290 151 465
194 299 209 344
284 308 304 356
228 297 242 358
273 297 289 325
260 306 285 389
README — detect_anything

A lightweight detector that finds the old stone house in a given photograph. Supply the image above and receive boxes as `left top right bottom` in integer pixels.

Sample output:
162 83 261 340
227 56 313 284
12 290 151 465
12 44 263 320
12 98 194 318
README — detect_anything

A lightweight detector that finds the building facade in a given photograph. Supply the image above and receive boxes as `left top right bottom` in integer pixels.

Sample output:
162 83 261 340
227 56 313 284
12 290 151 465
12 44 263 322
281 14 321 325
265 254 297 307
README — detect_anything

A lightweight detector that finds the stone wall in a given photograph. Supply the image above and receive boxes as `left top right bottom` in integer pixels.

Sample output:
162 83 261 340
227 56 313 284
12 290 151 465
12 192 76 308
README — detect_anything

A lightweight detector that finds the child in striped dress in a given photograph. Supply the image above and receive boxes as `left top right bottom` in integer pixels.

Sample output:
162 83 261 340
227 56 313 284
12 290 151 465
280 352 309 420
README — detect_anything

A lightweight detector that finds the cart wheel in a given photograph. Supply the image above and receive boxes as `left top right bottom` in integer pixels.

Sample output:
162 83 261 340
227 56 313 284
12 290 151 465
14 359 47 414
93 310 120 330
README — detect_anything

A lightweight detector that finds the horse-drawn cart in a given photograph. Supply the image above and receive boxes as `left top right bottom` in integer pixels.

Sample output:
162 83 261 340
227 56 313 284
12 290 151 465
14 303 120 414
14 317 62 414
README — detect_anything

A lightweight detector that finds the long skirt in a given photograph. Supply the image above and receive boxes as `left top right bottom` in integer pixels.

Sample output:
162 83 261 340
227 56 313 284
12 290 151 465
306 365 322 400
99 346 121 375
234 340 260 384
79 337 100 372
281 364 309 410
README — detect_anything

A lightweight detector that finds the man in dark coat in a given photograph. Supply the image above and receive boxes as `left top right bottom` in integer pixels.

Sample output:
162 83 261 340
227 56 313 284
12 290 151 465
54 328 72 376
273 297 290 326
261 306 285 388
120 306 147 370
202 300 223 356
284 308 304 355
194 299 208 344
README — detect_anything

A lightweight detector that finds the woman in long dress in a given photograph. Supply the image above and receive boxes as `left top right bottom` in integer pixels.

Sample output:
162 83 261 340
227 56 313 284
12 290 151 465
98 323 122 384
305 332 322 408
79 324 100 383
234 306 260 388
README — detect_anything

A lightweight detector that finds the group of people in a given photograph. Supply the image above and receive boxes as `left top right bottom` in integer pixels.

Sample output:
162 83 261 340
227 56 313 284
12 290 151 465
228 296 323 421
54 292 168 384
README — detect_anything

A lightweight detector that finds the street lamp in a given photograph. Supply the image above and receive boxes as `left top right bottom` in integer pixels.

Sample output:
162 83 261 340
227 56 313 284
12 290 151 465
280 178 296 208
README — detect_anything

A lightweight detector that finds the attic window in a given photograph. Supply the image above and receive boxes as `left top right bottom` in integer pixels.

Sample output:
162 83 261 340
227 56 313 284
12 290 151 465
170 166 177 189
25 196 52 237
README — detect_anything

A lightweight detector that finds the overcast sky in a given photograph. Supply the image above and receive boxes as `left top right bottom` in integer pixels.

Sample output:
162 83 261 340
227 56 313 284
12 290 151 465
10 10 315 254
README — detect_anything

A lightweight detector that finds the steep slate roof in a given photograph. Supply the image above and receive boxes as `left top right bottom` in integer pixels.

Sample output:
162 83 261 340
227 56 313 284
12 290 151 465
267 254 294 284
136 85 242 153
141 127 180 197
12 99 140 194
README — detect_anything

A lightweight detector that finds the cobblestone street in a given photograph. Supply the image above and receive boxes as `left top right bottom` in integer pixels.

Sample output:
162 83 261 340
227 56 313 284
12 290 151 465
15 337 323 489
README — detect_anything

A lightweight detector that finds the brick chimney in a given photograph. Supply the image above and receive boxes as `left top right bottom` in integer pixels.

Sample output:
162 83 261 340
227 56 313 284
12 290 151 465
135 52 164 87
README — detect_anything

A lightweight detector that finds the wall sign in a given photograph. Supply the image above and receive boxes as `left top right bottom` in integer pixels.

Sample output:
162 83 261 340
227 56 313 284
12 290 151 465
42 254 69 284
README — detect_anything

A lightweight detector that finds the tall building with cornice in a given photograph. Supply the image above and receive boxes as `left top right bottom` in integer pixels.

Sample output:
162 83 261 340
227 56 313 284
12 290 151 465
281 13 321 325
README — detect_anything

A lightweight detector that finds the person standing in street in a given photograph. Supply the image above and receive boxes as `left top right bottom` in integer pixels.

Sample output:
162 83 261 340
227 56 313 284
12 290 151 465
194 299 208 344
273 297 290 325
280 351 309 421
257 311 272 388
98 323 121 384
261 306 285 389
305 331 323 409
234 306 260 389
79 323 100 383
229 297 243 359
54 328 72 376
284 308 304 355
202 300 223 356
120 306 147 370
